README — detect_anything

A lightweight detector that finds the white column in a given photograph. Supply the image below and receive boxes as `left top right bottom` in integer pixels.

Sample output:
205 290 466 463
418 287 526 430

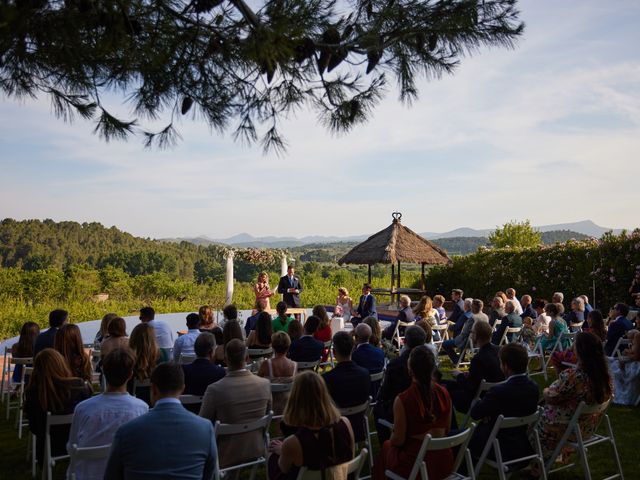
225 251 235 306
280 253 288 277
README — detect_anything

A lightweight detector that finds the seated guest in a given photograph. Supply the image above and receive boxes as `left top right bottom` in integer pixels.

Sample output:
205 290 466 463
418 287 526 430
442 298 475 364
33 309 68 357
214 319 244 365
139 307 173 363
351 283 377 326
200 339 272 469
415 320 439 364
272 301 293 334
448 289 466 335
363 316 382 347
469 344 539 462
492 300 523 345
520 294 537 319
67 348 148 480
288 315 324 363
258 332 297 415
352 323 385 373
433 295 447 325
182 333 226 396
540 303 570 351
533 332 612 471
506 288 523 315
443 320 504 414
54 323 93 382
374 326 426 443
10 321 39 384
198 304 218 331
267 371 355 480
585 309 607 342
100 317 129 359
551 291 564 306
580 294 594 316
520 316 537 349
552 310 609 373
565 297 586 330
173 313 201 362
312 305 333 342
127 323 158 404
104 362 217 479
322 332 371 443
413 295 440 325
220 304 238 330
488 296 505 328
532 299 551 334
609 332 640 405
373 345 453 480
247 312 274 349
245 298 268 337
383 295 415 340
94 313 118 348
287 319 303 342
605 303 633 357
25 349 92 464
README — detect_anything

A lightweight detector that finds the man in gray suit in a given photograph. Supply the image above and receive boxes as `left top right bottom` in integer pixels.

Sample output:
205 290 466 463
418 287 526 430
200 339 272 469
104 362 217 480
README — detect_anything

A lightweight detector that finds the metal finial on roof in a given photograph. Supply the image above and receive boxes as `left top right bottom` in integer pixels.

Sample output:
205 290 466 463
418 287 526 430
392 212 402 222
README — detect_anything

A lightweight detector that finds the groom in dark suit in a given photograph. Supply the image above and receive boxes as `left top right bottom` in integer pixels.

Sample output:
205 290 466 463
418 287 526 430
277 265 303 308
351 283 377 326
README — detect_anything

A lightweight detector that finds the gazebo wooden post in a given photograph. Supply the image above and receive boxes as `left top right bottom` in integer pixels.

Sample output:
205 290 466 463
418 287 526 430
397 261 401 306
421 263 426 291
368 264 372 285
390 263 395 304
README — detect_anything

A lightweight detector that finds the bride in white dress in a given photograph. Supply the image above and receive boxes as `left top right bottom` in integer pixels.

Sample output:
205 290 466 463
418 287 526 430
336 287 353 322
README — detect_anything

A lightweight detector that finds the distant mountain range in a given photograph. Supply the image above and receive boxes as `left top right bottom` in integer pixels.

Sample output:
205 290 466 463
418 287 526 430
163 220 623 248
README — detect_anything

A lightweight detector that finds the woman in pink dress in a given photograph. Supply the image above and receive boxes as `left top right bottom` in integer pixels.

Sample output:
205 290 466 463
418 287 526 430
254 271 275 311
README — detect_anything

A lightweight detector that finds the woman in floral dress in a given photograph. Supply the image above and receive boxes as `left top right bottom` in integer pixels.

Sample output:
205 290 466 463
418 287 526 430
534 332 613 464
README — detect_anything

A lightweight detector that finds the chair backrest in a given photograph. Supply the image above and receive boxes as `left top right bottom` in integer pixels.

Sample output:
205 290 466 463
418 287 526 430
247 348 274 359
559 331 577 349
179 353 197 364
68 443 112 480
296 360 320 371
133 378 152 398
215 411 273 437
295 448 368 480
271 382 293 394
179 394 204 405
338 398 370 416
11 357 33 366
370 371 384 383
409 425 476 480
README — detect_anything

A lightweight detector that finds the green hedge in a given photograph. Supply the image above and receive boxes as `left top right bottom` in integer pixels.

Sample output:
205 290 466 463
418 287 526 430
424 231 640 310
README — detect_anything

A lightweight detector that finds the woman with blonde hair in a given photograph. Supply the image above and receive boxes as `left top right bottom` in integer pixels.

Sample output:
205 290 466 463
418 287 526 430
100 317 129 358
25 349 91 462
336 287 353 322
54 324 93 382
254 271 275 310
268 371 355 479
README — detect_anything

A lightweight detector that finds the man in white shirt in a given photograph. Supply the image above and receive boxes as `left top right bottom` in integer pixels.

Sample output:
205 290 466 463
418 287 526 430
173 313 201 362
140 306 174 351
67 347 148 480
506 288 523 315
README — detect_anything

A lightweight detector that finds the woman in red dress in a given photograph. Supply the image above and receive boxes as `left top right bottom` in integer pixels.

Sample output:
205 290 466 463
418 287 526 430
374 345 453 480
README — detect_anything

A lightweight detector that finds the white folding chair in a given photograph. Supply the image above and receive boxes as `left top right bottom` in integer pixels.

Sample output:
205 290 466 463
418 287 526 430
132 378 151 399
609 337 630 360
460 379 507 429
385 425 477 480
296 447 368 480
1 346 12 402
214 411 273 480
526 337 547 382
178 353 197 364
339 398 373 471
17 366 34 439
545 400 623 480
270 382 293 421
295 360 320 372
247 348 274 361
473 409 546 480
498 327 522 346
67 443 112 480
318 341 335 369
454 336 475 369
391 321 415 352
179 394 204 413
6 357 32 421
43 412 74 480
432 324 449 351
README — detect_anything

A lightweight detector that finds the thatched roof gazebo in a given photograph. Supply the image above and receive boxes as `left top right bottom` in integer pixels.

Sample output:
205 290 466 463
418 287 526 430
338 212 452 304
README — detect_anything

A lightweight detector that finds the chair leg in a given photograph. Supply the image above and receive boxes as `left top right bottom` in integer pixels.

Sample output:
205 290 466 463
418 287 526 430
606 416 624 480
248 464 258 480
493 439 507 480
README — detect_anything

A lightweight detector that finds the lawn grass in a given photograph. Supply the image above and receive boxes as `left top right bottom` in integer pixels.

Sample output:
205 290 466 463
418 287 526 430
1 362 637 479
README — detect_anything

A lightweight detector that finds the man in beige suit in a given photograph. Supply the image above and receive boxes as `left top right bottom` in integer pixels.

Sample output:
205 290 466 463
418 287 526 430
199 339 272 468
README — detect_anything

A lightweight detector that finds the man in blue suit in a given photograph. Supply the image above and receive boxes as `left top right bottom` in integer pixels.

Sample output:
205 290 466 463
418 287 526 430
104 362 217 480
288 315 324 362
605 303 633 356
352 323 385 373
277 265 303 308
182 333 226 396
351 283 377 326
469 343 539 463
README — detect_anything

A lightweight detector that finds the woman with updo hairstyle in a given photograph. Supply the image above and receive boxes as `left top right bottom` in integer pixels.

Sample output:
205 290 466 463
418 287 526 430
267 371 354 480
54 323 93 382
100 316 129 358
25 349 91 462
374 345 453 480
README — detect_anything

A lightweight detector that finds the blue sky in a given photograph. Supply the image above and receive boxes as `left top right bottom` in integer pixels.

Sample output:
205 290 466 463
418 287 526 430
1 0 639 239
